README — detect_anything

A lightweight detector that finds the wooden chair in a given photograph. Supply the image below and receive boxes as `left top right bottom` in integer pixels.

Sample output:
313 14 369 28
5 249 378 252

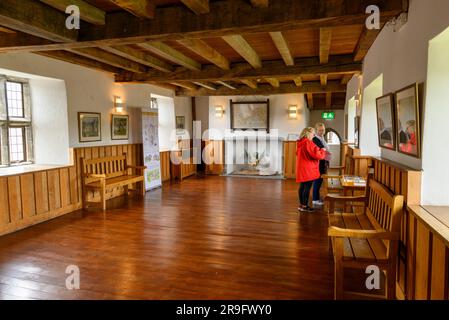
81 155 146 211
326 178 404 300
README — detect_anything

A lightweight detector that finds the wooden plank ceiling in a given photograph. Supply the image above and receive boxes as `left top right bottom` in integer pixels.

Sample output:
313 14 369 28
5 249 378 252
0 0 408 110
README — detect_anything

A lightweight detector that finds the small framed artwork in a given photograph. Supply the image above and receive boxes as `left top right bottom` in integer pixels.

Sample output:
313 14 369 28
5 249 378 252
176 116 185 133
376 93 396 150
287 133 299 141
111 114 129 140
78 112 101 142
395 83 421 158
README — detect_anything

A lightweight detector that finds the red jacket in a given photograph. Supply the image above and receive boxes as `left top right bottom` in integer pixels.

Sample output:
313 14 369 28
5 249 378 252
296 138 326 183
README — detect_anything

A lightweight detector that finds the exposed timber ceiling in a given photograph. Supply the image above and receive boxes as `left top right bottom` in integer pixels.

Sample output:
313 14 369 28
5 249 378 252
0 0 408 110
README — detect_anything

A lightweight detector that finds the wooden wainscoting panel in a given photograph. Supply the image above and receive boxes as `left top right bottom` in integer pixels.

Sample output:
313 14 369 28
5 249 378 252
0 165 81 237
92 147 99 159
47 169 62 211
415 221 431 300
34 171 49 215
69 166 78 205
7 176 22 222
283 141 296 179
160 151 171 182
105 146 112 157
205 140 224 175
406 212 416 299
430 235 448 300
59 168 71 207
0 177 10 224
20 173 36 218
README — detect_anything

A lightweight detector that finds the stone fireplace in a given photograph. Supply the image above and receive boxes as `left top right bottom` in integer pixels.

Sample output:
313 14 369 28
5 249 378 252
224 135 284 178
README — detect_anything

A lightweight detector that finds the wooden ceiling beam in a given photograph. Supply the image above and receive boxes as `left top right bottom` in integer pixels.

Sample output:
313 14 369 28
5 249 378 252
193 81 217 90
68 47 147 73
35 51 123 74
319 28 332 64
265 78 280 88
320 74 328 86
171 82 197 90
354 24 385 61
341 74 353 84
241 79 258 89
0 0 405 53
0 32 53 48
180 0 209 14
0 27 15 33
176 81 346 97
269 32 294 66
147 82 178 91
109 0 155 19
222 35 262 68
250 0 269 8
0 0 78 42
138 42 201 71
216 81 236 90
39 0 105 25
101 45 173 72
294 77 302 87
116 55 361 83
177 38 229 70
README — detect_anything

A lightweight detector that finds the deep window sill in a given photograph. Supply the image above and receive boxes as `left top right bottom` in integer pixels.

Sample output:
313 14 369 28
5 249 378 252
0 164 71 177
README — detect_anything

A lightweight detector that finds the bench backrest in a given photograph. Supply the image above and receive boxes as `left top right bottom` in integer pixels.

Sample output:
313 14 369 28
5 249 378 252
81 155 128 183
365 178 404 253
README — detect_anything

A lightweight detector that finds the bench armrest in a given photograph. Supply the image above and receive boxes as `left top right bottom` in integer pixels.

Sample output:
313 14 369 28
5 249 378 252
86 174 106 179
127 165 147 176
328 226 400 240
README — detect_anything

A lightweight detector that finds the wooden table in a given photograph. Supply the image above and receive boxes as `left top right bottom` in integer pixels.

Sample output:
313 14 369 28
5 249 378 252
339 175 367 212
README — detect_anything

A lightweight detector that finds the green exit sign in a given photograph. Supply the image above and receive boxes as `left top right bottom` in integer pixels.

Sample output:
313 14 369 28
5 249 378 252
322 112 335 120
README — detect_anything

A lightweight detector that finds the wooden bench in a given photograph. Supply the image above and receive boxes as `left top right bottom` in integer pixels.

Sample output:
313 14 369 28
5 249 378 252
326 177 404 300
81 155 146 210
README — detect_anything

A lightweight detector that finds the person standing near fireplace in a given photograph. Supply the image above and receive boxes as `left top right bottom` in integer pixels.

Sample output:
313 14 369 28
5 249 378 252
296 127 326 213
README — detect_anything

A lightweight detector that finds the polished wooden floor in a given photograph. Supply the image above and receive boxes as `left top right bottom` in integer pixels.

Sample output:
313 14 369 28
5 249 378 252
0 176 335 300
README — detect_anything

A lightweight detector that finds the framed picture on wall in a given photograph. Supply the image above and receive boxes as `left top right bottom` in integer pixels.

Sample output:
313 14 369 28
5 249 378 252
111 114 129 140
176 115 185 133
230 100 270 132
395 83 421 158
78 112 101 142
376 93 396 150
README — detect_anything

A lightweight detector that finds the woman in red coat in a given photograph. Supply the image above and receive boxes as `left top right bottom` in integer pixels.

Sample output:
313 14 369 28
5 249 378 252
296 127 326 212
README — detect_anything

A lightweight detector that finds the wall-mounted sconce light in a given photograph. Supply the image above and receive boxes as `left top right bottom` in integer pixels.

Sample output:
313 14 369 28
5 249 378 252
114 95 124 113
215 105 224 118
288 105 298 119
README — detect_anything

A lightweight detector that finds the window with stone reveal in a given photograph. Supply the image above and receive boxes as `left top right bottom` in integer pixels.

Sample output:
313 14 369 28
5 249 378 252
0 76 34 166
